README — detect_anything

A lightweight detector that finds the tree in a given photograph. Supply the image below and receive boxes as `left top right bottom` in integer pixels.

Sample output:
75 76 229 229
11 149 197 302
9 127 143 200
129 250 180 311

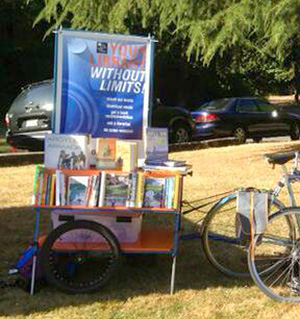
0 0 53 116
34 0 300 101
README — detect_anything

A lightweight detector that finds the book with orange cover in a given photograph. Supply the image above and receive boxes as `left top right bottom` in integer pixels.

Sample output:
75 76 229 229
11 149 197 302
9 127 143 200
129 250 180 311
96 138 118 169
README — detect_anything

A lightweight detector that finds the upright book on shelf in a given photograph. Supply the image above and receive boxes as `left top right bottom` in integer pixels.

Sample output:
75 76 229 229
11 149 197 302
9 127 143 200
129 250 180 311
140 171 180 209
143 176 166 208
44 133 90 169
99 172 131 207
67 175 90 206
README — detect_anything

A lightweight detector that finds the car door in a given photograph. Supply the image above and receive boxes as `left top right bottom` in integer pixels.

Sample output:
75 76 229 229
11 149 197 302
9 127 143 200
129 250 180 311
236 99 262 135
255 99 290 135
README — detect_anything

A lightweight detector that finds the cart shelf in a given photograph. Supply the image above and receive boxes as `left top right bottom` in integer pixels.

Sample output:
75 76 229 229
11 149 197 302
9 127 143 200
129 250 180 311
33 205 179 215
120 228 175 253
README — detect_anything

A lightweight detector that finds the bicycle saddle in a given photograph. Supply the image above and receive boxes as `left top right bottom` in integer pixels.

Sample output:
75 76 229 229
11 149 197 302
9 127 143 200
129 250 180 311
264 151 297 166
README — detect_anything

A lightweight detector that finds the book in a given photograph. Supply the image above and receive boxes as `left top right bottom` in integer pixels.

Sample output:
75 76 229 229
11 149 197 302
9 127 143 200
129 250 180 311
98 171 106 207
32 165 42 205
102 172 131 207
49 173 56 206
142 176 166 208
145 159 186 167
146 128 168 163
143 163 192 173
135 171 145 208
87 174 101 207
116 140 138 172
173 174 180 209
89 138 98 168
127 172 138 207
67 175 90 206
96 138 118 169
55 170 61 206
44 133 90 169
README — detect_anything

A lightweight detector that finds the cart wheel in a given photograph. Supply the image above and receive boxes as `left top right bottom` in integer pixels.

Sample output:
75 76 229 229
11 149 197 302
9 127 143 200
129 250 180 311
41 220 120 294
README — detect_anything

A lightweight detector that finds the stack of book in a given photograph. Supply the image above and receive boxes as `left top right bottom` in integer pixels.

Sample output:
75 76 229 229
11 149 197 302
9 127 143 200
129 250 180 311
32 166 181 210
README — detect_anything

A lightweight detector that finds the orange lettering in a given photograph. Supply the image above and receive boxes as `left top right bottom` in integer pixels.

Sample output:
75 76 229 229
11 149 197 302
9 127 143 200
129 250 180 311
89 53 95 65
128 45 138 59
110 42 118 56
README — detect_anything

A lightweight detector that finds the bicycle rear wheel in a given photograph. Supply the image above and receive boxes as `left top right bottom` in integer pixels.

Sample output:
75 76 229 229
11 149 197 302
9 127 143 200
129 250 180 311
41 220 120 294
202 193 283 278
248 208 300 302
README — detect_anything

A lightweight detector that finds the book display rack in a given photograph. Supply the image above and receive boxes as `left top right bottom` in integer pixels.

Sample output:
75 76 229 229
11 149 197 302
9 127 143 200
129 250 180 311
28 29 192 296
30 161 191 295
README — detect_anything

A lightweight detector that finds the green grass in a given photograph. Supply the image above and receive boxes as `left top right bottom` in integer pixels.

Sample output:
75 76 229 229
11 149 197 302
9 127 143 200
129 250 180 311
0 138 12 153
2 141 300 318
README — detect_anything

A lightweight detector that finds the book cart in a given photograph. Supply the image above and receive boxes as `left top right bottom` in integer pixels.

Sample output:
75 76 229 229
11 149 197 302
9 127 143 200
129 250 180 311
29 166 191 295
27 28 193 295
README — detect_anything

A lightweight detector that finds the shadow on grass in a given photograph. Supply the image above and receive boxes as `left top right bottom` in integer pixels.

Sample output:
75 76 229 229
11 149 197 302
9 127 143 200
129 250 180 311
0 206 253 317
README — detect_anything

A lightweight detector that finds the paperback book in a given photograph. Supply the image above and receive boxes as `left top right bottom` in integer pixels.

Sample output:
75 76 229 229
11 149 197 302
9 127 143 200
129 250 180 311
146 128 168 163
32 165 55 206
96 138 118 169
100 172 131 207
116 140 138 172
44 133 90 169
142 176 166 208
67 175 90 206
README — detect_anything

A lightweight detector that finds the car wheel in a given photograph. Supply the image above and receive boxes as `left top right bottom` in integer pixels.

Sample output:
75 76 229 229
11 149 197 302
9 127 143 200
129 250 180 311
290 122 300 140
233 126 247 144
253 137 262 143
170 123 190 144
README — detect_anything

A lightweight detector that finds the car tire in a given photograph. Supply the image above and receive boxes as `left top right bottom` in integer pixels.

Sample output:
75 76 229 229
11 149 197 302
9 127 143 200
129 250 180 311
233 126 247 144
170 123 191 144
253 137 262 143
290 122 300 140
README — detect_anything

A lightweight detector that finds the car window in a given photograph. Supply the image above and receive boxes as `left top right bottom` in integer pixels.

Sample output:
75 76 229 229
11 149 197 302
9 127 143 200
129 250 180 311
199 99 231 111
257 101 275 112
237 99 259 112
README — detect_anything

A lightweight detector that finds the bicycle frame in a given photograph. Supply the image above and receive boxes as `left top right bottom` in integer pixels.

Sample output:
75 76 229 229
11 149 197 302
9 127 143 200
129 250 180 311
269 152 300 208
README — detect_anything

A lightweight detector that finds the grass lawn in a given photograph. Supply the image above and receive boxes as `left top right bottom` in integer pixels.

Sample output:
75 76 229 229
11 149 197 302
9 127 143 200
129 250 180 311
2 140 300 318
0 138 13 154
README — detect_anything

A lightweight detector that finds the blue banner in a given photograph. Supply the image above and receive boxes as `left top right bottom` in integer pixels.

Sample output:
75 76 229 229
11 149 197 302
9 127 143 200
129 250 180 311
54 30 153 140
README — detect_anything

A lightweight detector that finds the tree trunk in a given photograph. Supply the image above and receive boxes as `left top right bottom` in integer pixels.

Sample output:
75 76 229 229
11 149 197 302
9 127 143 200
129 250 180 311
293 48 300 104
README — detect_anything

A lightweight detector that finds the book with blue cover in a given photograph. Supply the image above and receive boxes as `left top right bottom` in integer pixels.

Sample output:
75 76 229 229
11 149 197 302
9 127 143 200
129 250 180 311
142 177 166 208
67 175 90 206
146 128 168 163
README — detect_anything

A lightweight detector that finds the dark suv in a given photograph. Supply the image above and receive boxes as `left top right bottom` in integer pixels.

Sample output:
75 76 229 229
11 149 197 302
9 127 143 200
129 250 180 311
5 80 195 151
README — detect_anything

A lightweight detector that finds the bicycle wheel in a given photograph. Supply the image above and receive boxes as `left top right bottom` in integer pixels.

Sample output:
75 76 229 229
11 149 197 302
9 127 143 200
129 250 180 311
201 192 283 278
248 208 300 302
41 220 120 294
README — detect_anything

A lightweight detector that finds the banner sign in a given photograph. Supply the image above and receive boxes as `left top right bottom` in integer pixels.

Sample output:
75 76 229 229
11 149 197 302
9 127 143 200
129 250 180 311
53 29 154 140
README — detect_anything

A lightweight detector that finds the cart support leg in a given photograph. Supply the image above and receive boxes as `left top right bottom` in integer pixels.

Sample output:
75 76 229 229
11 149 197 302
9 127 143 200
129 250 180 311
170 255 177 295
30 208 40 296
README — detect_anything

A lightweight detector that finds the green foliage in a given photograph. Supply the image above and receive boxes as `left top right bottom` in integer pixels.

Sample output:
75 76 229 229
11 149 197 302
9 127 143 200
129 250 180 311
0 0 54 116
32 0 300 99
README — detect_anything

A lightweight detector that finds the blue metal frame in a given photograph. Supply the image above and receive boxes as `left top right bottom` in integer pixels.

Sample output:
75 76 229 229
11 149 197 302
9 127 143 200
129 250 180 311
29 174 188 295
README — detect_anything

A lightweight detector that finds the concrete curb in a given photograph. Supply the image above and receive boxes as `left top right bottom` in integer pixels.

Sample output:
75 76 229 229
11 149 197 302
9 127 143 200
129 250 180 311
0 138 236 167
0 152 44 167
169 138 237 152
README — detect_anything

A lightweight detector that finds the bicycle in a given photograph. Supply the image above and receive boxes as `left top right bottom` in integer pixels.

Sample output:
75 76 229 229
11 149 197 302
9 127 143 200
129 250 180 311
247 151 300 302
201 150 298 278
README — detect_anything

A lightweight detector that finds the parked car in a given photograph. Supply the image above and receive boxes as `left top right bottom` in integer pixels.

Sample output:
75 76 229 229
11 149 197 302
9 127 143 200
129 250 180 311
191 97 300 143
5 80 195 151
